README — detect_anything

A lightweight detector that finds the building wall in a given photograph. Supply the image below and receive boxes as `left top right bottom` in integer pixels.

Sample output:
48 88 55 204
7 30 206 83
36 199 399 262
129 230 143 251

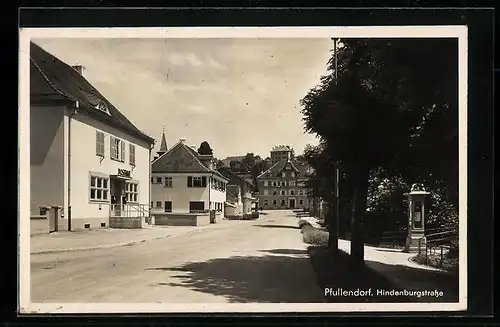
209 177 227 217
151 173 211 213
257 173 310 210
30 105 65 215
68 112 151 230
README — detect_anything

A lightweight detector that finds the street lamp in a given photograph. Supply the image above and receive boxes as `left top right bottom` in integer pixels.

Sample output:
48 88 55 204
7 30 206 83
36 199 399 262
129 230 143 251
404 183 430 253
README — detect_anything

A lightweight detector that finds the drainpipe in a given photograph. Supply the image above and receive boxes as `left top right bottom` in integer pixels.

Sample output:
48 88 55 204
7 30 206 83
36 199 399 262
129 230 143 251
67 102 78 231
149 142 154 220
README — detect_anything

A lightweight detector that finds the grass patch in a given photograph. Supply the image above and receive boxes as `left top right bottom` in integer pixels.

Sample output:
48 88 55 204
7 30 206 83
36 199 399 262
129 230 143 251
411 253 459 275
308 246 413 303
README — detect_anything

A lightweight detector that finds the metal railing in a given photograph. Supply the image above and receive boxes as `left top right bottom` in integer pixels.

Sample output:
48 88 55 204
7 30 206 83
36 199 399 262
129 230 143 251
418 230 458 269
109 204 149 218
379 227 455 248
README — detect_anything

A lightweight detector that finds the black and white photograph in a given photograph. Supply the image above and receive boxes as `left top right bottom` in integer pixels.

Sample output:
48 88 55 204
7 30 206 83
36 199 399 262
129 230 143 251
19 26 467 313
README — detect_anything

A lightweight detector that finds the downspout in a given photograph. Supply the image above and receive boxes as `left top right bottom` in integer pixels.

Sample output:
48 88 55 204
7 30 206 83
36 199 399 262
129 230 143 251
149 141 155 219
67 102 78 231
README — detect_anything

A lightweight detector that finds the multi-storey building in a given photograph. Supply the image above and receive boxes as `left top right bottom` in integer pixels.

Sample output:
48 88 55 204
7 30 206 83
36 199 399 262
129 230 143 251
270 145 294 165
256 156 311 210
150 135 229 220
30 42 155 233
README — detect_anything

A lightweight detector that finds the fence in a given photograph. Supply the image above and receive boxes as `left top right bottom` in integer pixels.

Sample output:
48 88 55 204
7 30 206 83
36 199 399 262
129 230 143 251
418 229 458 269
109 204 149 218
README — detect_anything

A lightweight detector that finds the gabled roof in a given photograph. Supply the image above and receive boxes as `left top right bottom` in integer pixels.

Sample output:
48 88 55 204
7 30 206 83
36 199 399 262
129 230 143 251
217 166 256 191
257 159 309 179
152 141 229 181
30 42 154 144
152 141 212 173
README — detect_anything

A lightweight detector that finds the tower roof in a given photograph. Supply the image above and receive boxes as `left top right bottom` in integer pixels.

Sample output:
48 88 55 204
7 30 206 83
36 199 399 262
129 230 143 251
157 126 168 155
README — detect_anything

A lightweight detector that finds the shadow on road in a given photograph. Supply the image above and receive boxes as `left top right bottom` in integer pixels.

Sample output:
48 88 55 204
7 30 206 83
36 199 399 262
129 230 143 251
145 252 323 303
253 224 300 230
259 249 308 255
308 246 459 303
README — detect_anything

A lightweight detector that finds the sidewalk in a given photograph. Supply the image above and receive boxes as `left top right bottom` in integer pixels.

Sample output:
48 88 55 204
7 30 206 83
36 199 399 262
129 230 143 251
30 219 248 255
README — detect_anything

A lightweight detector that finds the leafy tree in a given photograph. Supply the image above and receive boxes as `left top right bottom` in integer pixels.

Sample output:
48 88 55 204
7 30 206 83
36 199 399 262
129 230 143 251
301 38 458 263
197 141 213 155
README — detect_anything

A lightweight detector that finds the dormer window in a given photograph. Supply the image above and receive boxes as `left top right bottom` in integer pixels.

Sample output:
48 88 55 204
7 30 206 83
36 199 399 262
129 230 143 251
96 101 110 115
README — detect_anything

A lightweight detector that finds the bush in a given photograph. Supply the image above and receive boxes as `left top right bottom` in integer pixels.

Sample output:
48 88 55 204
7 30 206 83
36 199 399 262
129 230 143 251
302 225 329 246
298 219 312 229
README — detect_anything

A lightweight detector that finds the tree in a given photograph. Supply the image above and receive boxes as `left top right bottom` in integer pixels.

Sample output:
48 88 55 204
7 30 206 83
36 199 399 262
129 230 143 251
197 141 213 155
301 38 458 264
241 153 256 173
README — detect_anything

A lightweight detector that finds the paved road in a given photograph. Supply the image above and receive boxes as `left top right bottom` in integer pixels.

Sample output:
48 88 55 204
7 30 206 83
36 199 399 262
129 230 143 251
31 210 324 303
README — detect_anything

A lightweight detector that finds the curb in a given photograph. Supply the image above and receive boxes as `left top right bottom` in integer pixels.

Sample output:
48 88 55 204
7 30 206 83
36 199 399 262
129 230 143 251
406 256 457 276
31 218 251 255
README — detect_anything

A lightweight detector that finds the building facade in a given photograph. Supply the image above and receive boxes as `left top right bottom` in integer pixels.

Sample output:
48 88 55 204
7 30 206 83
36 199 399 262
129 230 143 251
218 166 258 218
151 137 229 217
257 156 311 210
30 42 155 232
270 145 294 165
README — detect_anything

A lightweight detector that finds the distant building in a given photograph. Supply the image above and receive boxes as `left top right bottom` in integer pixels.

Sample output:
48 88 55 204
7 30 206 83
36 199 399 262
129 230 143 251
30 42 155 234
218 166 258 218
150 136 229 225
270 145 294 165
221 156 246 167
257 148 310 210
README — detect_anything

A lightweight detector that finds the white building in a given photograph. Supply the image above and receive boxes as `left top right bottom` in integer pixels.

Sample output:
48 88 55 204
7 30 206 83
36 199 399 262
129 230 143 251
30 42 155 233
217 165 258 219
150 135 229 225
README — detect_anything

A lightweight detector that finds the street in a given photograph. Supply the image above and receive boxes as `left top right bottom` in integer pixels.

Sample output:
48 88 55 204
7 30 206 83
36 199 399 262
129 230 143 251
31 210 324 303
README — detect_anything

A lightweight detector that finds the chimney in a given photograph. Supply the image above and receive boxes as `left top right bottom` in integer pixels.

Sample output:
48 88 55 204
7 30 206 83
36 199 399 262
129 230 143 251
179 138 186 143
72 65 86 76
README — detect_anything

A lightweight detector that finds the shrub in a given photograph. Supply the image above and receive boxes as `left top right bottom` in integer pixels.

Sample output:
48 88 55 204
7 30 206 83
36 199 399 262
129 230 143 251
298 219 312 229
302 225 329 246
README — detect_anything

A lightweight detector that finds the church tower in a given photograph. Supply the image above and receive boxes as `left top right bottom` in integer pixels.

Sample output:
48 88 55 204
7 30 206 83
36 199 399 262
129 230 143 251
157 125 168 157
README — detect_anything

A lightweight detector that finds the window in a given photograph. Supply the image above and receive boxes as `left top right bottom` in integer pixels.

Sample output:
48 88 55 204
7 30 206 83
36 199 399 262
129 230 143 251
96 131 105 157
129 144 136 166
273 191 277 196
156 201 162 208
187 176 207 188
291 172 295 178
156 177 162 184
263 180 268 187
263 189 268 196
281 182 286 187
281 200 286 206
189 201 205 213
299 200 304 205
151 177 154 184
299 189 304 196
290 190 295 196
110 136 125 162
272 200 277 205
272 181 276 187
281 190 286 196
164 177 172 188
290 181 295 186
125 182 139 203
264 199 269 205
90 175 109 202
164 201 172 212
150 201 153 208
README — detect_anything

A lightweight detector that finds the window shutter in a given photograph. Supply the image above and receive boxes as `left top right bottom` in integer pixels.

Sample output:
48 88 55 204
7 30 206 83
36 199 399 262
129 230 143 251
96 131 100 155
110 136 116 159
120 141 125 162
187 176 192 187
202 177 207 187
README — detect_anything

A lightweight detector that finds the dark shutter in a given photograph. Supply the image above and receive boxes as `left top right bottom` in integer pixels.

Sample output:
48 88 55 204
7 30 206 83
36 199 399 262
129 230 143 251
187 176 192 187
202 176 207 187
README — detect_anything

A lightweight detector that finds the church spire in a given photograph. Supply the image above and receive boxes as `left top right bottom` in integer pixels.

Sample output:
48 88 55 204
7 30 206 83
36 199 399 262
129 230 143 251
157 125 168 157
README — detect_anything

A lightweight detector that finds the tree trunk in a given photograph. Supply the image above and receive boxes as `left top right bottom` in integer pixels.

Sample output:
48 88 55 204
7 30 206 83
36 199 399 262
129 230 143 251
327 198 338 252
350 165 370 264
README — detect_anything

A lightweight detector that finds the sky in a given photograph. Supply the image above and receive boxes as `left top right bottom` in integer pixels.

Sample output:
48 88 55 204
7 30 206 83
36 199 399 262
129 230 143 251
33 38 333 159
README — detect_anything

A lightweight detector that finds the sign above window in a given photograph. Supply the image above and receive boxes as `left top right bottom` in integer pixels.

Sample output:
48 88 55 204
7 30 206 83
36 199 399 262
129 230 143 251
117 169 131 178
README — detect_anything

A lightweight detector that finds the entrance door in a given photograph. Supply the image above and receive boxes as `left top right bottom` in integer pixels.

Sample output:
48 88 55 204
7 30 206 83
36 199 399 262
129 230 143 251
110 177 125 216
289 198 296 208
